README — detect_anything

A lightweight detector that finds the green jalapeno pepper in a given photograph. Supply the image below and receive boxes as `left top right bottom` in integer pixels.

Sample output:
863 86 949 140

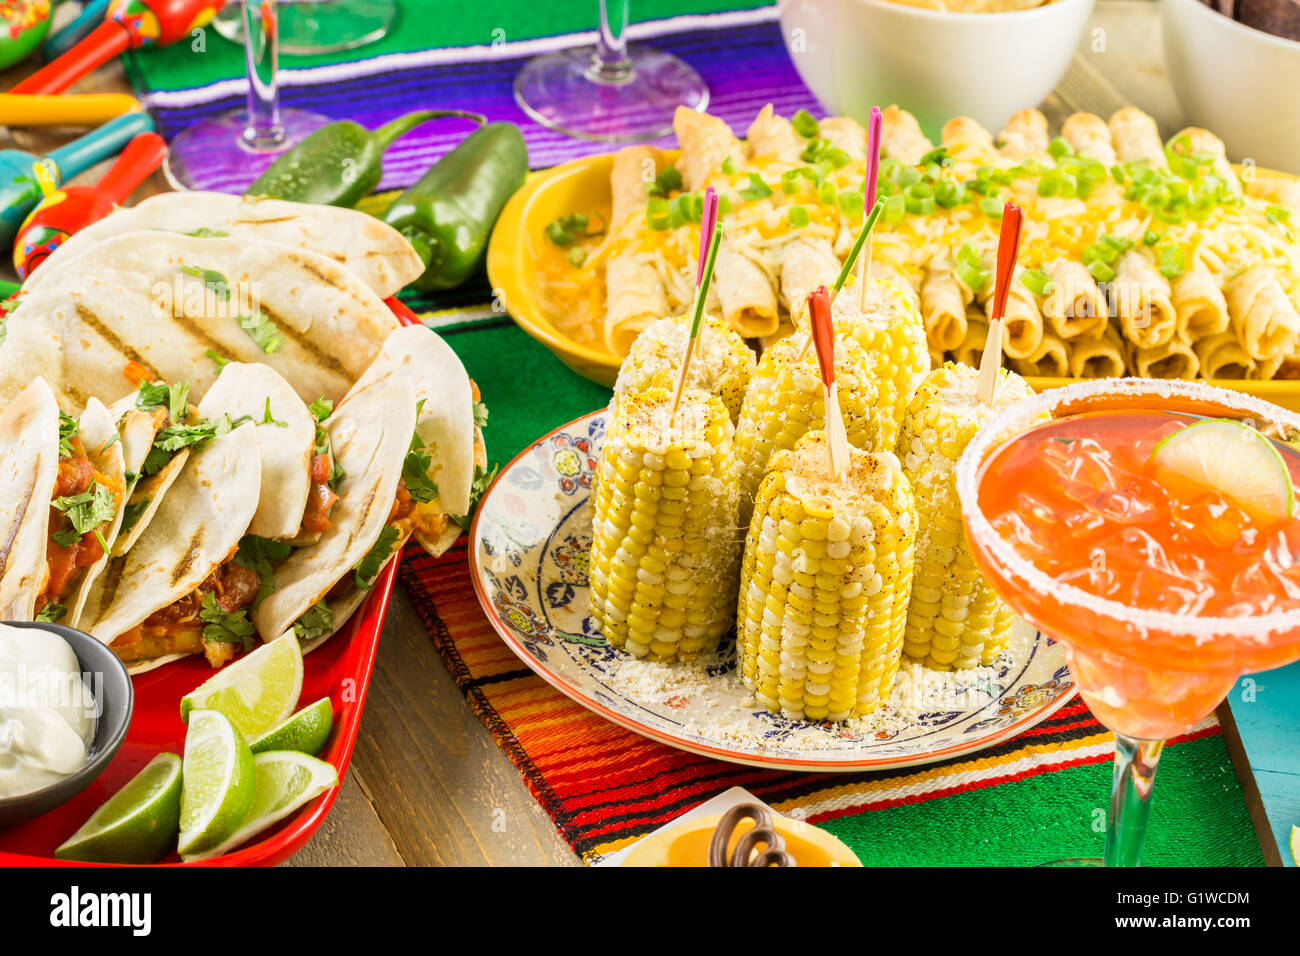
381 121 528 292
246 109 485 207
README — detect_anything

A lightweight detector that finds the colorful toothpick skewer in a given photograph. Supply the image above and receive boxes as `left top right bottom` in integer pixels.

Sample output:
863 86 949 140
975 202 1025 406
670 186 722 420
808 285 850 480
857 106 883 311
798 195 886 361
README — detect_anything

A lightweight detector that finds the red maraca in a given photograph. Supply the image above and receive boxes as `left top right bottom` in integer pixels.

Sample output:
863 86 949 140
10 0 221 95
14 131 166 279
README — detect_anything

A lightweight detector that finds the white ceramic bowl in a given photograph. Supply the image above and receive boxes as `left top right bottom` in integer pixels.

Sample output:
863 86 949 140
1162 0 1300 174
778 0 1096 138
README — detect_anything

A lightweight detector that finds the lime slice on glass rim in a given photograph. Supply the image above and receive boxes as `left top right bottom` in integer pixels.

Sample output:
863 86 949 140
54 753 183 863
1149 418 1294 523
250 697 334 756
180 632 303 739
182 751 339 862
178 710 256 858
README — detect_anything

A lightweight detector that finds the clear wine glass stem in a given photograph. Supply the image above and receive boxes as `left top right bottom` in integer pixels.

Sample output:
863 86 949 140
242 0 284 150
1104 734 1165 867
589 0 633 85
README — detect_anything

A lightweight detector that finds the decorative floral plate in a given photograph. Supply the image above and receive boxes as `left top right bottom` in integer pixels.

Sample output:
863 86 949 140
469 410 1077 772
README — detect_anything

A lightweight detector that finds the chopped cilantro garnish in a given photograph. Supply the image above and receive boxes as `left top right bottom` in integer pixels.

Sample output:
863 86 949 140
205 349 230 372
237 309 283 354
292 601 333 643
51 528 81 548
472 400 489 430
99 434 120 455
260 398 287 428
354 525 401 591
142 414 250 475
234 534 291 607
183 228 229 238
119 498 150 535
180 264 230 299
308 397 333 423
36 603 66 623
52 482 117 537
57 411 79 458
402 431 439 504
199 592 255 650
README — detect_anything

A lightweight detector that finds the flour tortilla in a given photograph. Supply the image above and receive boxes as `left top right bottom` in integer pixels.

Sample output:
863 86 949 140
251 376 416 648
0 378 61 620
197 363 316 542
108 402 190 556
77 422 261 674
0 383 129 622
0 232 400 411
21 191 424 300
342 325 477 555
64 398 128 624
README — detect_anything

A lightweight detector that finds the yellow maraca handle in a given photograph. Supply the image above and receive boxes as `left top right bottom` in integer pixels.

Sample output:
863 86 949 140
0 94 142 128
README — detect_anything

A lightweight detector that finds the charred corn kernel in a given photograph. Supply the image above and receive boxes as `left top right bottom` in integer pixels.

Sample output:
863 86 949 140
735 329 885 525
613 312 756 423
737 431 917 722
833 276 931 448
895 362 1040 670
589 385 741 662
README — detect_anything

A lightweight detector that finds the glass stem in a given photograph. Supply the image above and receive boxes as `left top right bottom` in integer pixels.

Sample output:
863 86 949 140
1104 734 1165 867
588 0 634 85
242 0 284 150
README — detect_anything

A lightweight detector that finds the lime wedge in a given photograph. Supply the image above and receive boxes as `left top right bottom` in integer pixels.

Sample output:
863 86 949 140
182 751 339 862
250 697 334 756
1291 825 1299 866
178 710 255 858
1150 418 1294 523
54 753 182 863
180 632 303 739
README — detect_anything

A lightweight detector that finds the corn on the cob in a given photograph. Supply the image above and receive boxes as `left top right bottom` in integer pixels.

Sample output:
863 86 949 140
613 312 756 424
737 431 917 721
734 326 883 526
833 276 932 446
589 386 741 661
895 362 1038 669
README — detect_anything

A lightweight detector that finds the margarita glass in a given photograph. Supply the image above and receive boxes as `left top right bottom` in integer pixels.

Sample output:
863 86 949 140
955 378 1300 866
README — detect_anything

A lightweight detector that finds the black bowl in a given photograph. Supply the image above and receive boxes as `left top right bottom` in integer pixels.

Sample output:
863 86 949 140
0 621 133 829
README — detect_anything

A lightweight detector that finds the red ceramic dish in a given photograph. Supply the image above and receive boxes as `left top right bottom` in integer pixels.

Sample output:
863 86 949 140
0 297 422 866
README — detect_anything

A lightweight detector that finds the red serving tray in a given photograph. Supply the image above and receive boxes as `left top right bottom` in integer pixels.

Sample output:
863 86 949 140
0 297 423 866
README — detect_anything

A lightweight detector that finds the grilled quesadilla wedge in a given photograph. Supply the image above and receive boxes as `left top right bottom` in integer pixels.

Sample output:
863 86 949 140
0 232 400 410
196 362 339 543
0 378 128 623
340 325 485 558
251 376 417 652
77 422 263 674
21 191 424 299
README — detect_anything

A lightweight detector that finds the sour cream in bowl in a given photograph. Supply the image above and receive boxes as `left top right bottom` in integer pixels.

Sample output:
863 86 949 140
0 622 133 828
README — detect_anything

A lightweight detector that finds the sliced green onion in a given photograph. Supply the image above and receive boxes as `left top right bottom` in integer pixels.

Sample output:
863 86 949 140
1019 268 1054 297
955 259 988 293
978 197 1004 218
738 173 772 201
788 205 810 228
1087 259 1116 283
882 194 905 224
720 155 738 176
792 109 819 139
568 247 587 267
1143 229 1160 246
1158 244 1186 279
1047 137 1073 159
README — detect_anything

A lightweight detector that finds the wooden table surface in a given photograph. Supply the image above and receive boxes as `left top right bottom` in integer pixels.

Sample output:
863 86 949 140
1 0 1206 867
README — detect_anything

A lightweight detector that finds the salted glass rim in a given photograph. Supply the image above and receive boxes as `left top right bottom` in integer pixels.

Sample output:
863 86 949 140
955 376 1300 642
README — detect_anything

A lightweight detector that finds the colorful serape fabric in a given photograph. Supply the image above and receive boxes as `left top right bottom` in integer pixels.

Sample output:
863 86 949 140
127 0 1265 866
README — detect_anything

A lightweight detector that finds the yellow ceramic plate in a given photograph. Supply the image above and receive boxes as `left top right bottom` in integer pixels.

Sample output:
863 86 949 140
486 154 1300 409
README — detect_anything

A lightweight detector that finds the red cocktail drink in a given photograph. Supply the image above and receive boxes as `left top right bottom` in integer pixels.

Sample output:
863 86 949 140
956 379 1300 865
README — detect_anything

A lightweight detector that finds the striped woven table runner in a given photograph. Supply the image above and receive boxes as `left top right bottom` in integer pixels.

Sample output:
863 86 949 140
126 0 1264 866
